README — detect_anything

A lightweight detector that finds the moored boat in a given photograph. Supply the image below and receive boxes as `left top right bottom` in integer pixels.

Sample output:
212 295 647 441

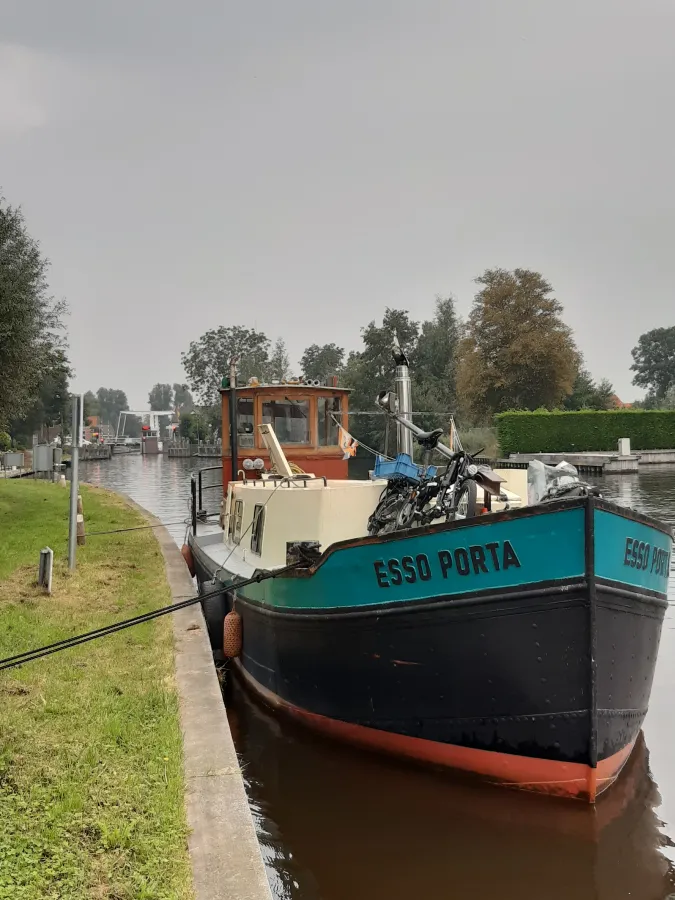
186 362 672 802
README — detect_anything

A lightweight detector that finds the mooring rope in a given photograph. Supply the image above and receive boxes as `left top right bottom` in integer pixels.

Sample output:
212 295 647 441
83 519 191 536
0 563 301 673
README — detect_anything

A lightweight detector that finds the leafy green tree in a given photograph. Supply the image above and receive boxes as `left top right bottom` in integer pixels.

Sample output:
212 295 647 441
456 268 579 418
415 296 460 416
181 326 270 405
265 338 290 381
342 308 419 448
96 387 129 428
172 383 194 413
83 391 99 420
125 415 142 438
9 347 71 444
631 326 675 401
660 385 675 410
0 198 68 427
178 408 219 443
148 383 174 439
564 367 615 411
148 383 173 410
300 343 345 380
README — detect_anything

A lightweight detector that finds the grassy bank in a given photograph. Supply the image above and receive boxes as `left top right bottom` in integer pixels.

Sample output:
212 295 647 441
0 480 192 900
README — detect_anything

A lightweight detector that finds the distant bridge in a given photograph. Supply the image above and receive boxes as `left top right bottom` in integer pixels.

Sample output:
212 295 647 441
115 410 177 441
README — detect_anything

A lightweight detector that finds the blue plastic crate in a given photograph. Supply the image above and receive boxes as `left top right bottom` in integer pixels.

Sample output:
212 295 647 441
371 453 436 484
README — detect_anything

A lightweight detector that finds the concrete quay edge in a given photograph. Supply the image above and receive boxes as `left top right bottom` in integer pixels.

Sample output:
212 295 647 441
120 493 273 900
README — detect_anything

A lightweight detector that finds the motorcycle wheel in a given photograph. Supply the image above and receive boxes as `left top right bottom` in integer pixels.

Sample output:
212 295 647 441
368 490 409 535
395 497 417 531
453 480 478 519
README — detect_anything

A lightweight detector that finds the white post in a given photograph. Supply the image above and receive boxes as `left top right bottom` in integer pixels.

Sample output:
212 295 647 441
38 547 54 593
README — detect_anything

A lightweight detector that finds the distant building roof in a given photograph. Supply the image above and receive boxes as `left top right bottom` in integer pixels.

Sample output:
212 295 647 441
611 395 632 409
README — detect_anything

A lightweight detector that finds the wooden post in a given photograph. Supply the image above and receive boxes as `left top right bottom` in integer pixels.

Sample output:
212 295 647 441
76 494 85 545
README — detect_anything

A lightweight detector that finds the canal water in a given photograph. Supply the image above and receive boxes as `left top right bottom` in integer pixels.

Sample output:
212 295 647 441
80 455 675 900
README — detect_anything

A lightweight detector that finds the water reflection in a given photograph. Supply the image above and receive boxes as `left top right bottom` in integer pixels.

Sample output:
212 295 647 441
229 680 675 900
79 456 675 900
79 453 218 546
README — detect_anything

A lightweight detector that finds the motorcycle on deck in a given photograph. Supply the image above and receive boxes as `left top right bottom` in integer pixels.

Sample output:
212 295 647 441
367 392 506 537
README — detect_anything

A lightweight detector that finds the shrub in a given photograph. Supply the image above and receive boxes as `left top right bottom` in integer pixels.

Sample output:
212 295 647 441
0 431 11 452
460 426 499 457
495 409 675 455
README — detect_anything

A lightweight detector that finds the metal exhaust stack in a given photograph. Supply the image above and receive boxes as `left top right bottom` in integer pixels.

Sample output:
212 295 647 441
392 334 413 457
229 357 239 484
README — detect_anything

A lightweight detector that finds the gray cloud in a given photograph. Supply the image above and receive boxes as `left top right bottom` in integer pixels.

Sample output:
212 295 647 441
1 0 673 407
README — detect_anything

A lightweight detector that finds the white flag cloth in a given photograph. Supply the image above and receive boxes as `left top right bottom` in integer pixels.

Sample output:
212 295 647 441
338 426 358 459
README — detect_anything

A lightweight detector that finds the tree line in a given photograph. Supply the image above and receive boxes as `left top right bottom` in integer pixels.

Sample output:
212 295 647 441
178 269 632 449
3 195 675 450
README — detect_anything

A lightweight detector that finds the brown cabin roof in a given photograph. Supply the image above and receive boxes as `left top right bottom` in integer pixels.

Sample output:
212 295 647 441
219 382 350 395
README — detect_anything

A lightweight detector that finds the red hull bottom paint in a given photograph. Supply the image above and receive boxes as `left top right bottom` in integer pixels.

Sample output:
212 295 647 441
234 662 635 802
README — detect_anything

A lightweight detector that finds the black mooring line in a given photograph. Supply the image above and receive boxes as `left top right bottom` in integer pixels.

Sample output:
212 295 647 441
0 564 301 673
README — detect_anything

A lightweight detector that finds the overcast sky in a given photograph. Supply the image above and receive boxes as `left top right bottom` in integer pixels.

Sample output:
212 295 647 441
1 0 673 408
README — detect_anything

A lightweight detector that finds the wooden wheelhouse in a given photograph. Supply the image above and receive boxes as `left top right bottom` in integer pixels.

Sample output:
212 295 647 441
220 382 351 493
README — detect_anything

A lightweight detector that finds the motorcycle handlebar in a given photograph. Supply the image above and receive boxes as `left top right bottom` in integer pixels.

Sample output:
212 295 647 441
379 405 459 462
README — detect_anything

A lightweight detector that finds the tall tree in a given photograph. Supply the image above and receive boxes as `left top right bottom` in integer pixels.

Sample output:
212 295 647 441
83 391 99 420
96 387 129 428
415 296 460 414
9 347 71 445
456 268 579 418
265 338 290 381
661 385 675 410
181 326 270 405
342 308 420 448
148 383 174 410
564 367 615 411
172 383 194 413
0 198 68 427
631 326 675 401
178 408 218 443
300 343 345 381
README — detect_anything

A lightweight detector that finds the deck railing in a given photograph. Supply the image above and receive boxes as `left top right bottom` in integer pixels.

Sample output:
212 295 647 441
191 465 223 535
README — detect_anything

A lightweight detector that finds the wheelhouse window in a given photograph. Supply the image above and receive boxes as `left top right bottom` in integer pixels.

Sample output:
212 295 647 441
262 398 309 444
237 397 255 448
250 504 265 555
317 397 342 446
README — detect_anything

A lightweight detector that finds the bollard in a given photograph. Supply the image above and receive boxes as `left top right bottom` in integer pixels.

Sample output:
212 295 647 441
76 514 86 546
38 547 54 594
76 502 86 545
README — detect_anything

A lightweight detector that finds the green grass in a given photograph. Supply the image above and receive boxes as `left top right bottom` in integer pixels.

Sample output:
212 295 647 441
0 480 193 900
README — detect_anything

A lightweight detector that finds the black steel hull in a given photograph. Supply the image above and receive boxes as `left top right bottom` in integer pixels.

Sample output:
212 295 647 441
189 497 670 800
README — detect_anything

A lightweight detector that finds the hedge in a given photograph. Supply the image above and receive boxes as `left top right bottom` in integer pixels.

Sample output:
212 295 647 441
495 409 675 455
